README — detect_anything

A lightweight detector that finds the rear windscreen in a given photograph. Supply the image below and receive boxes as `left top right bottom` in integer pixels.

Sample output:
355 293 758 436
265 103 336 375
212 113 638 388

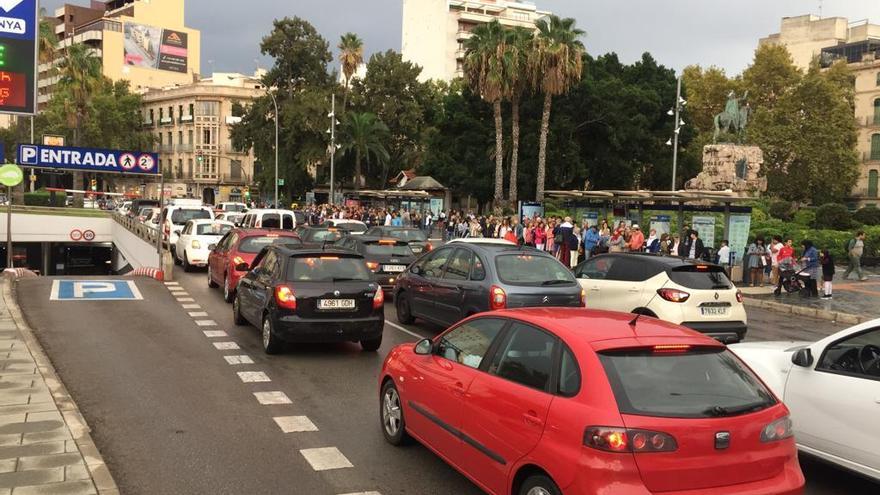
383 230 427 242
286 257 372 282
196 223 233 236
261 214 294 229
171 209 211 224
223 204 246 212
338 222 367 233
598 348 775 418
364 243 412 256
303 230 344 243
668 266 733 290
239 236 296 253
495 254 576 286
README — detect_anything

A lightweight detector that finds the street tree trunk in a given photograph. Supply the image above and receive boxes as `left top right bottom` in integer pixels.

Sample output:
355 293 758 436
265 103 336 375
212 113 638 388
509 95 520 205
493 99 504 211
354 149 362 191
536 92 552 202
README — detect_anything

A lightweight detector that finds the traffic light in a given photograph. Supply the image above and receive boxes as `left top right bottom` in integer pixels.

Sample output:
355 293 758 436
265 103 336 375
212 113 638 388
243 186 250 199
90 179 97 191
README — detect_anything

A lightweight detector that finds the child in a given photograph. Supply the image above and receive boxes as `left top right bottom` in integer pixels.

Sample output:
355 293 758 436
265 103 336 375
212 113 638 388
820 249 835 299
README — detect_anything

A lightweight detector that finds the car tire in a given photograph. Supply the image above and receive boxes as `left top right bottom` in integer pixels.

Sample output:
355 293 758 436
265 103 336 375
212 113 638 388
183 252 193 272
262 316 282 355
519 474 561 495
223 275 234 303
208 269 218 288
396 292 415 324
232 293 247 326
380 380 411 446
361 335 382 352
173 248 181 265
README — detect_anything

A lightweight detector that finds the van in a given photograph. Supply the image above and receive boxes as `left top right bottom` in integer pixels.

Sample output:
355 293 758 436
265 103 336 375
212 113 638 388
239 209 296 230
162 204 215 253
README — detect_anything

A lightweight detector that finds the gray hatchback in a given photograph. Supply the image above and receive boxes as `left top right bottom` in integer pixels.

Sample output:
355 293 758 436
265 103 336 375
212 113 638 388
393 242 585 327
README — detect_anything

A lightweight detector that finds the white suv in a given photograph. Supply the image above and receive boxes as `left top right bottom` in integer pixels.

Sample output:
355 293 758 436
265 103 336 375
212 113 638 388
574 253 747 343
240 209 296 230
162 202 215 254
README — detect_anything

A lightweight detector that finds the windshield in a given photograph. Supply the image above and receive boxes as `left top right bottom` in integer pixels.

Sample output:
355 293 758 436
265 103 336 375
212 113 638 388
171 209 211 225
302 229 344 243
495 254 576 286
382 229 427 242
334 222 367 233
598 348 776 418
239 235 297 253
286 256 372 282
196 223 232 236
222 204 246 212
668 266 733 290
364 242 413 257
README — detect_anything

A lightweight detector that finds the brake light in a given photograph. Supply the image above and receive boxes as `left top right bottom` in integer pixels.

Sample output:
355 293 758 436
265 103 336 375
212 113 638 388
379 239 396 245
580 288 586 307
736 289 744 303
489 285 507 310
274 285 296 310
653 344 692 354
373 289 385 309
696 265 709 271
760 416 793 443
366 261 380 272
584 427 677 453
320 256 339 260
657 288 690 302
425 242 433 252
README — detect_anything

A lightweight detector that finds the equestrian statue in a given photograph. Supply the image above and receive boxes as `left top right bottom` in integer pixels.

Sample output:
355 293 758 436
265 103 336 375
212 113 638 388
713 91 750 143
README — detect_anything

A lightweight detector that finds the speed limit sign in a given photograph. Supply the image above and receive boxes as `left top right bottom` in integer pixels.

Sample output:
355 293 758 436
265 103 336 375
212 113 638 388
83 230 96 241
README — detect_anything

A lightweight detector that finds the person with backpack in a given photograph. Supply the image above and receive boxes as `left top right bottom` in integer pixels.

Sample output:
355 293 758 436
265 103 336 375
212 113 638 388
842 231 868 281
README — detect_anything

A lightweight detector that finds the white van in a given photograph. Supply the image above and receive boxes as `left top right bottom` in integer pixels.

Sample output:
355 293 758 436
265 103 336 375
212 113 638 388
162 202 215 253
239 209 296 230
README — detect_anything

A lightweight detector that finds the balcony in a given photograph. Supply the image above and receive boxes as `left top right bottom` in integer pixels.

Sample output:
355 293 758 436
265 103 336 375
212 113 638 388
159 117 174 126
865 151 880 162
178 115 194 124
455 49 466 60
223 145 248 155
456 29 473 40
193 173 219 182
177 143 194 152
143 119 155 128
862 115 880 127
156 144 174 153
851 187 879 199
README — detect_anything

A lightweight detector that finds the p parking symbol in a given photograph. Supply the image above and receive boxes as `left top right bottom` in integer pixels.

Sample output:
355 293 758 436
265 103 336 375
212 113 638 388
50 280 143 301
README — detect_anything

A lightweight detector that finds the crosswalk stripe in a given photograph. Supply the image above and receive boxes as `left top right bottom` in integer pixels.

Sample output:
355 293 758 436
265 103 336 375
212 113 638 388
237 371 271 383
273 416 318 433
213 342 240 350
223 355 254 365
203 330 227 338
253 391 291 405
188 311 209 317
195 320 217 326
300 447 353 471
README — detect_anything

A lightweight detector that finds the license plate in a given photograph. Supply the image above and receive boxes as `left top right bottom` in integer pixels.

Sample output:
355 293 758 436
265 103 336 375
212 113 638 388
382 265 406 272
701 307 729 316
318 299 355 310
411 247 422 253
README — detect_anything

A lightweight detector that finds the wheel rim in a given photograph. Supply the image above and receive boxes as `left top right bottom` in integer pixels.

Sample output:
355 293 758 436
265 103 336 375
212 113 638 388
398 297 409 320
233 295 239 317
383 387 402 436
262 319 271 349
224 276 230 299
526 488 551 495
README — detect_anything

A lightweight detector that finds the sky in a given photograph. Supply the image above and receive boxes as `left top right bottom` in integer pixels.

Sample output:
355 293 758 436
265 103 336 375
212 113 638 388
41 0 880 77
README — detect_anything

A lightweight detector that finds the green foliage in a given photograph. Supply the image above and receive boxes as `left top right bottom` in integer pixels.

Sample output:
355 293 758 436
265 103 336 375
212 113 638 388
260 17 332 90
23 190 65 207
768 200 794 221
814 203 852 230
681 65 741 135
792 208 816 227
741 44 801 109
854 207 880 226
337 112 390 189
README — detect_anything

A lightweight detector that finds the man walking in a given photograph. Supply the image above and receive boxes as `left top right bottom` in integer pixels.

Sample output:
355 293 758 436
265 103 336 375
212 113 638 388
842 231 868 281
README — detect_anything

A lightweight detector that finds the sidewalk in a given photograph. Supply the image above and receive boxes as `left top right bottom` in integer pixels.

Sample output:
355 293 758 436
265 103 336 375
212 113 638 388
0 280 117 495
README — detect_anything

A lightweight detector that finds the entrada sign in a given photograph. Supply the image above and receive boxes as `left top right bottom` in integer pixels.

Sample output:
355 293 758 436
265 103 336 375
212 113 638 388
0 0 36 114
17 144 160 175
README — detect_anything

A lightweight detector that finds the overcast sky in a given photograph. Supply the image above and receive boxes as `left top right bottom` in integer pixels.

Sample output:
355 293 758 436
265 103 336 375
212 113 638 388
43 0 880 76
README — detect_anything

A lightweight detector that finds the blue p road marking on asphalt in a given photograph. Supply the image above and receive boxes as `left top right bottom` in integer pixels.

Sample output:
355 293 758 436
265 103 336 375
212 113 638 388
50 280 143 301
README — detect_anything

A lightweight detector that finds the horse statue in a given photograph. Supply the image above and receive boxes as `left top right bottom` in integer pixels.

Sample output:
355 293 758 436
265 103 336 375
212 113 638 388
713 91 750 143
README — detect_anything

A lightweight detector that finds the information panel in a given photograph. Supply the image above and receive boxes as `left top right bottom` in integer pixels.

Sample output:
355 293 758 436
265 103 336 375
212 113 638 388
0 0 37 114
17 144 160 175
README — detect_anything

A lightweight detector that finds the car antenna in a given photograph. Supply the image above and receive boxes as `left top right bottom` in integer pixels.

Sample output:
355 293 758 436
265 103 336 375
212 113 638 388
629 279 669 329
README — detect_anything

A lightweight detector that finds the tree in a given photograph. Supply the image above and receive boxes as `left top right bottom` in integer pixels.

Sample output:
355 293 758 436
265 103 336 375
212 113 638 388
338 33 364 114
530 15 585 201
505 27 533 204
338 112 390 190
681 65 741 135
260 17 333 91
463 20 509 208
742 44 800 110
38 14 58 66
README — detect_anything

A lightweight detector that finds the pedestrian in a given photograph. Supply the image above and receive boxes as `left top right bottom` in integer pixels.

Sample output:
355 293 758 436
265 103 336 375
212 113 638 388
842 231 868 281
820 248 835 299
583 225 600 260
645 228 660 253
608 229 626 253
687 230 705 260
800 240 820 298
560 217 578 269
534 221 546 251
659 233 671 255
747 238 769 287
769 236 783 286
717 240 731 276
671 234 681 256
629 225 645 252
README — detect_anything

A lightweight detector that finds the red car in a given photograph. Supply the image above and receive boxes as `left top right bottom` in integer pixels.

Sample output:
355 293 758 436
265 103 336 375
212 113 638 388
379 309 804 495
208 228 301 302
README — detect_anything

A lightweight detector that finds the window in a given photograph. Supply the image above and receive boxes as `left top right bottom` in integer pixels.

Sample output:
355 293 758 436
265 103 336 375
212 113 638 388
472 256 486 280
178 131 183 145
159 108 163 120
202 128 213 145
874 99 880 125
287 256 372 282
489 322 557 392
607 259 648 282
872 134 880 161
495 254 576 286
877 72 880 87
178 105 183 118
421 248 452 278
177 159 183 178
575 256 616 280
558 346 581 396
667 265 732 289
230 160 242 180
187 158 193 177
870 170 879 199
197 101 219 116
157 133 162 145
443 249 472 281
167 132 172 145
168 106 173 119
189 103 194 116
256 250 279 277
149 109 154 122
188 130 194 144
437 318 506 369
817 328 880 379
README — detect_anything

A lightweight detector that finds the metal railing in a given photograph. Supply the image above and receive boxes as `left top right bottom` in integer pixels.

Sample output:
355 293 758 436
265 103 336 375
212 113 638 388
861 115 880 127
113 212 167 250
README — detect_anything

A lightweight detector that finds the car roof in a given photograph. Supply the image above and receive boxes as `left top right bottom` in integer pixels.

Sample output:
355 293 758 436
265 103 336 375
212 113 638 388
346 235 408 244
234 228 299 237
189 219 232 225
592 252 723 269
245 209 293 214
328 219 366 224
447 238 516 246
273 245 362 257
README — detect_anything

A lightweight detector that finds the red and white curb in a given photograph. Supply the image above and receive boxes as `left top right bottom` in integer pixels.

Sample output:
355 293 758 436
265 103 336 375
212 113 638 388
127 267 164 281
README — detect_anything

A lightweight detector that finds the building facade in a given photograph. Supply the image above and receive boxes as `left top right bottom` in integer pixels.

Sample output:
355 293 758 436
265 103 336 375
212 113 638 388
401 0 550 82
761 15 880 206
140 72 263 203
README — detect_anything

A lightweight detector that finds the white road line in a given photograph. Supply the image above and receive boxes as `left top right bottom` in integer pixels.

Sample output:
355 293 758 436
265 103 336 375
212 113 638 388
237 371 271 383
253 391 291 405
176 297 195 302
167 286 185 290
181 304 201 309
213 342 240 350
164 282 179 286
224 355 254 365
195 320 218 327
273 416 318 433
385 320 424 340
188 311 209 317
300 447 353 471
338 492 382 495
203 330 228 338
172 292 190 297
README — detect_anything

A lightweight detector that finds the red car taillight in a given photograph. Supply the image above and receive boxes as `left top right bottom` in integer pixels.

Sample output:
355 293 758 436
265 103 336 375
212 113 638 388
584 427 677 453
580 288 586 307
736 289 744 303
489 285 507 310
373 289 384 309
657 288 690 303
275 285 296 310
366 261 380 272
760 416 793 443
425 242 433 252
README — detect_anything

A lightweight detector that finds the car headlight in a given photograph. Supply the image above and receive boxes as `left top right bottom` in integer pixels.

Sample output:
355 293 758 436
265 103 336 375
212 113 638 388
192 240 201 249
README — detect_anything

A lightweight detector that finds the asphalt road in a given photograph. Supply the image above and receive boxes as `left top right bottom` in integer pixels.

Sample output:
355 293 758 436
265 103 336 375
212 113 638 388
15 270 879 495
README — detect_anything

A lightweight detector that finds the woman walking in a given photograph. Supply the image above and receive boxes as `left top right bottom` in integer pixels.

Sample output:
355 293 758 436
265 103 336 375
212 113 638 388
747 238 769 287
534 222 546 252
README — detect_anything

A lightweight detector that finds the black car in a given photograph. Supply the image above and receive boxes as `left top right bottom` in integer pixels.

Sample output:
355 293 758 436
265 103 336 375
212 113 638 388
233 245 385 354
363 226 432 255
296 226 351 246
335 236 416 292
393 241 585 328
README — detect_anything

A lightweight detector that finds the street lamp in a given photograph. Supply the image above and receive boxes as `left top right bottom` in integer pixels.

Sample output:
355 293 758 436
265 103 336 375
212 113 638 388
328 94 338 205
266 90 279 208
667 76 686 191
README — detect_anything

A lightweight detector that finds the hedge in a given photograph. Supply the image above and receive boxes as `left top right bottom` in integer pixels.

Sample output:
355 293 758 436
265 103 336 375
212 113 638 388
23 190 66 207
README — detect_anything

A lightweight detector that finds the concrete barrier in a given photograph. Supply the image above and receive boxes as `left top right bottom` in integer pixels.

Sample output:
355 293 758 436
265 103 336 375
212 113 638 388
744 297 867 325
126 267 165 281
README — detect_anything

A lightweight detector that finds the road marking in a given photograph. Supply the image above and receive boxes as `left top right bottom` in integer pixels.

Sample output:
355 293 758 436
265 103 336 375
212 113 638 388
300 447 353 471
224 355 254 365
188 311 209 317
213 342 240 350
181 304 201 309
171 292 190 297
203 330 228 338
273 416 318 433
195 320 217 327
338 492 382 495
167 286 186 291
385 320 424 340
237 371 271 383
253 391 291 405
164 282 179 286
176 297 195 302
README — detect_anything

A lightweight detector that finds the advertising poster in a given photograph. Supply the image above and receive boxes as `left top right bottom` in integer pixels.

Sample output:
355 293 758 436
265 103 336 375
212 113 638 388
519 201 544 223
124 22 188 73
650 215 671 237
582 211 599 228
692 216 716 249
727 215 752 264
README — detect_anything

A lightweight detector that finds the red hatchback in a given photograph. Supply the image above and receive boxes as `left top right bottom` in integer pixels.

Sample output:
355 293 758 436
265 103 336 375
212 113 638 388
207 228 301 302
379 309 804 495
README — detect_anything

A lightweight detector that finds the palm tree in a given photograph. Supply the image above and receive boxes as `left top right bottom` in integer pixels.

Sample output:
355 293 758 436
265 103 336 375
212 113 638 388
338 33 364 114
463 20 510 209
339 112 390 190
530 15 585 201
505 27 533 204
38 14 58 66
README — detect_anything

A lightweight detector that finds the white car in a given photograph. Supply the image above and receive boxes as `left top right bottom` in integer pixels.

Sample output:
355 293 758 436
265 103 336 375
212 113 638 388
216 212 244 225
240 209 296 229
215 202 248 214
730 321 880 481
574 253 747 343
175 219 234 271
162 203 215 254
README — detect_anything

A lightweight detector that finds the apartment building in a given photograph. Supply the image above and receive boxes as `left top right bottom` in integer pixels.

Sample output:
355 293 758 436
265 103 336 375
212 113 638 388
401 0 550 82
140 72 263 202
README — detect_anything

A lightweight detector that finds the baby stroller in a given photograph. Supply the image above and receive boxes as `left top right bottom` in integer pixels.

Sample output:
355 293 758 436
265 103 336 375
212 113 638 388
773 259 808 296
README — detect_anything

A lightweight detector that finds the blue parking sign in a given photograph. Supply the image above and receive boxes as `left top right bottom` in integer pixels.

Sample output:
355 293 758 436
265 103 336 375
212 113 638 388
50 280 143 301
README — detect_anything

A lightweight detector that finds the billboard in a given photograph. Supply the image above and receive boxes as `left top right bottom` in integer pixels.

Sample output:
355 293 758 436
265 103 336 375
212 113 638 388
17 144 160 176
123 22 188 73
0 0 37 114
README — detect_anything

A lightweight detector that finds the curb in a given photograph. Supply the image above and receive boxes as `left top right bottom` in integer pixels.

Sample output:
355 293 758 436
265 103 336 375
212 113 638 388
743 297 866 326
127 267 165 281
2 281 121 495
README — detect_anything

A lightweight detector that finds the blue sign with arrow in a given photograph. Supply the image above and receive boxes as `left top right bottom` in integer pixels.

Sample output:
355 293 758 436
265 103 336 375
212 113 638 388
17 144 160 175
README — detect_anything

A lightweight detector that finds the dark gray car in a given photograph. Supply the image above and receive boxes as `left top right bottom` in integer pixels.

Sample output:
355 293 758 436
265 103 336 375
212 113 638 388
393 242 584 328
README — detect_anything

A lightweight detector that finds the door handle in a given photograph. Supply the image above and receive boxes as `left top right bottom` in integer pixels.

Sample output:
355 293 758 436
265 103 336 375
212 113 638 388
628 288 640 293
522 411 543 427
450 381 466 397
875 398 880 404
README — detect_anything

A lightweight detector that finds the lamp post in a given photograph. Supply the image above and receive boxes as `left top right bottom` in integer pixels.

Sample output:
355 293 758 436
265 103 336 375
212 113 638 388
666 76 686 191
328 94 337 205
266 90 279 208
